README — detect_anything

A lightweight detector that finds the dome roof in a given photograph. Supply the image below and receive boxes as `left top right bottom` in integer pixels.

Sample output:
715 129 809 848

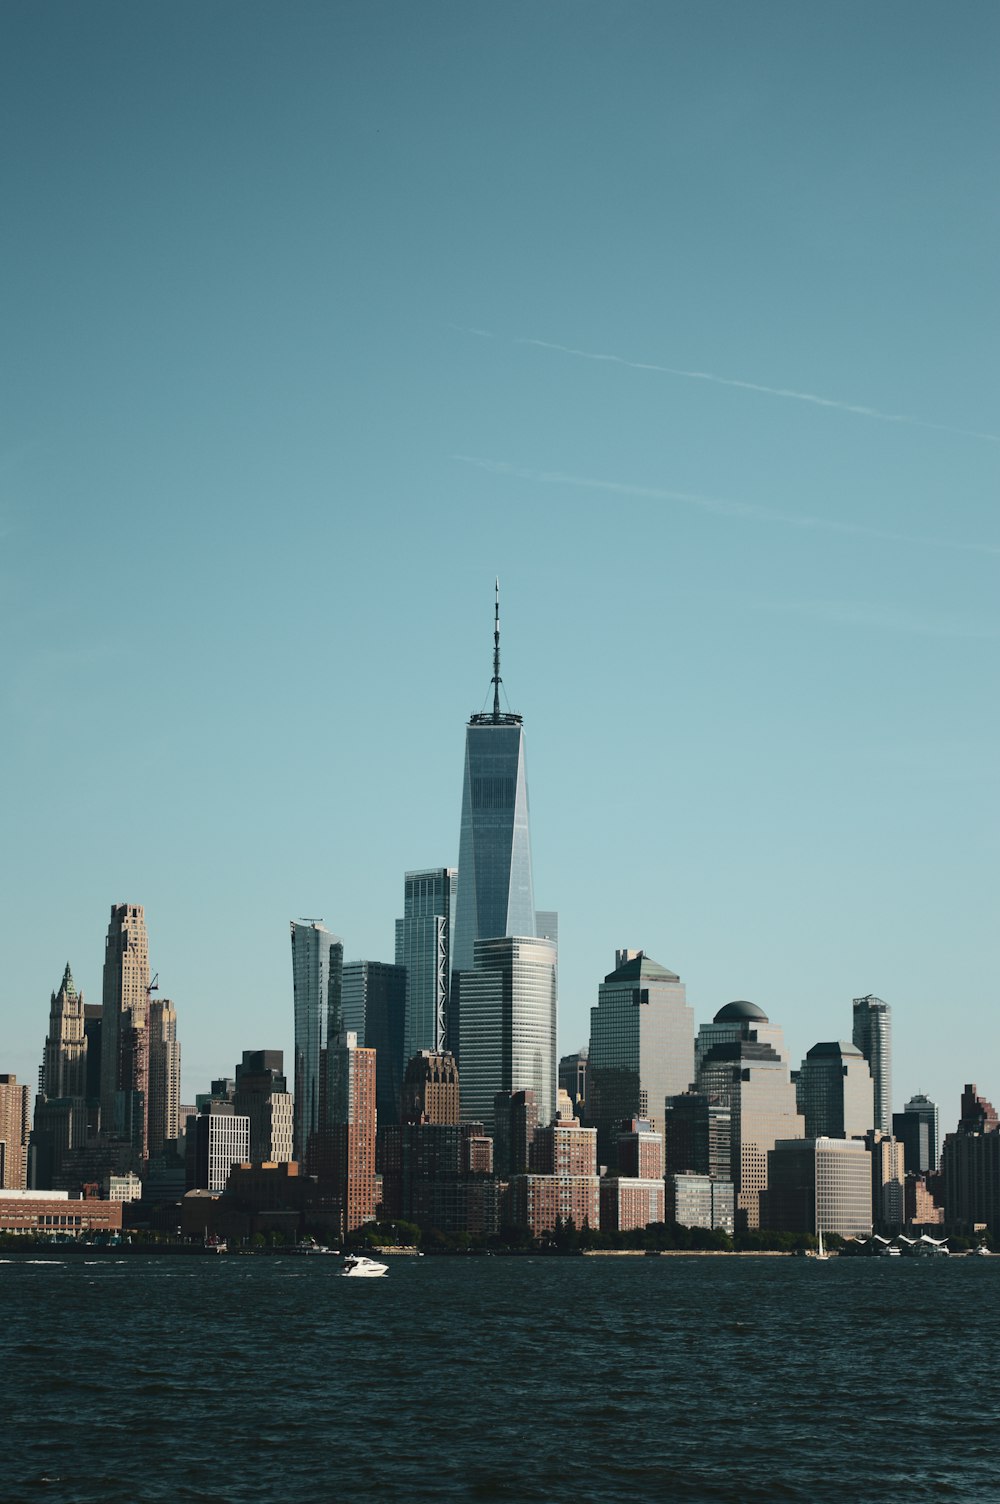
713 999 768 1024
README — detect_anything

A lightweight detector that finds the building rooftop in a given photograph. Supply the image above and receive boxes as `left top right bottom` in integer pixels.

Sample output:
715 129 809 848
604 954 680 985
806 1040 864 1059
713 1000 768 1024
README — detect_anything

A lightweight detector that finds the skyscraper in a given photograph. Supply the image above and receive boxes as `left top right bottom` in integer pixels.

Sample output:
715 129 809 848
697 1011 804 1231
457 935 557 1134
452 585 536 976
795 1041 874 1140
233 1050 293 1164
290 920 343 1168
40 964 88 1103
401 1050 461 1125
342 960 407 1128
99 903 151 1157
326 1030 377 1235
147 996 181 1158
587 950 694 1169
395 868 456 1057
893 1092 940 1174
852 994 892 1135
0 1075 30 1190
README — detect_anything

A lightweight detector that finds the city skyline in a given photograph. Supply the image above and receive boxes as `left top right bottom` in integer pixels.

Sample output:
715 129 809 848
1 5 996 1123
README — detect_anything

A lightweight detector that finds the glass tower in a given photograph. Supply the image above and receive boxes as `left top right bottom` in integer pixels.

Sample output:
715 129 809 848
290 920 343 1166
852 994 892 1135
457 935 557 1135
395 868 457 1057
452 586 536 975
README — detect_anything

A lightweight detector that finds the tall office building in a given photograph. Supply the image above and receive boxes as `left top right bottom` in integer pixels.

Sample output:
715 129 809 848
942 1084 1000 1233
893 1093 940 1174
0 1075 30 1189
290 920 343 1168
795 1041 874 1140
558 1048 588 1115
326 1030 377 1235
493 1088 539 1176
401 1050 460 1125
457 935 557 1135
147 996 181 1157
99 903 151 1157
663 1091 732 1181
587 950 694 1169
342 960 407 1128
852 994 892 1135
233 1050 293 1164
452 585 536 976
40 964 88 1102
694 1000 788 1080
395 868 456 1057
188 1102 251 1193
698 1026 804 1230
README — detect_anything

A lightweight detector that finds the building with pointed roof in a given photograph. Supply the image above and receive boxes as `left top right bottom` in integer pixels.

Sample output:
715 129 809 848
41 964 88 1103
586 949 694 1170
452 583 536 978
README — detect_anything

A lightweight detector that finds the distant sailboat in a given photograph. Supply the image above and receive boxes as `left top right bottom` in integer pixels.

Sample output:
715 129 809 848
815 1225 829 1261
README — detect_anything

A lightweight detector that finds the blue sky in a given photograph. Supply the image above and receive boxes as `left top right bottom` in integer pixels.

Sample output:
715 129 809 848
2 2 997 1124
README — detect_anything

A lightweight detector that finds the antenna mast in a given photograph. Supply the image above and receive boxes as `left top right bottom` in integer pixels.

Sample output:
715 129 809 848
492 577 501 722
470 578 521 727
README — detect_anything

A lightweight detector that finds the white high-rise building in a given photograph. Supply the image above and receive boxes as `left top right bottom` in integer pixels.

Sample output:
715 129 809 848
852 994 892 1135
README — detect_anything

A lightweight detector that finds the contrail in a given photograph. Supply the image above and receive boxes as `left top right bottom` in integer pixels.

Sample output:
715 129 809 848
452 454 1000 558
460 330 1000 445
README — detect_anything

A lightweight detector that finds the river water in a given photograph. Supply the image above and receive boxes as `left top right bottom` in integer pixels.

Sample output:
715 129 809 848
2 1252 997 1502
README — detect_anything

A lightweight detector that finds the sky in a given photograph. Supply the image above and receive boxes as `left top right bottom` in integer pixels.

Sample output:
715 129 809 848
1 2 997 1126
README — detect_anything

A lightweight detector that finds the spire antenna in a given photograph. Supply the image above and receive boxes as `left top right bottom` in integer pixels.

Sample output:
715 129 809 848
492 577 501 722
469 578 521 727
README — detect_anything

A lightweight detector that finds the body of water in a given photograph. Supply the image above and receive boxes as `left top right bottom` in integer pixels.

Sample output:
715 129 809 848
2 1252 997 1502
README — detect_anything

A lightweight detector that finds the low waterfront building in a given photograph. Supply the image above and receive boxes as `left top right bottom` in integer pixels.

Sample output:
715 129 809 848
763 1137 873 1239
0 1188 123 1236
600 1176 664 1232
668 1172 735 1235
506 1174 600 1237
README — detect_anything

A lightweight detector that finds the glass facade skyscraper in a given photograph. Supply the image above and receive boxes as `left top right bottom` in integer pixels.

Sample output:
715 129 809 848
395 868 457 1057
341 959 407 1128
290 920 343 1166
457 935 557 1135
852 994 892 1135
452 586 536 975
452 722 535 973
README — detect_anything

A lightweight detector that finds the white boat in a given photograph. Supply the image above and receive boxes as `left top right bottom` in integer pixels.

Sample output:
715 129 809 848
815 1227 829 1261
341 1254 388 1278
